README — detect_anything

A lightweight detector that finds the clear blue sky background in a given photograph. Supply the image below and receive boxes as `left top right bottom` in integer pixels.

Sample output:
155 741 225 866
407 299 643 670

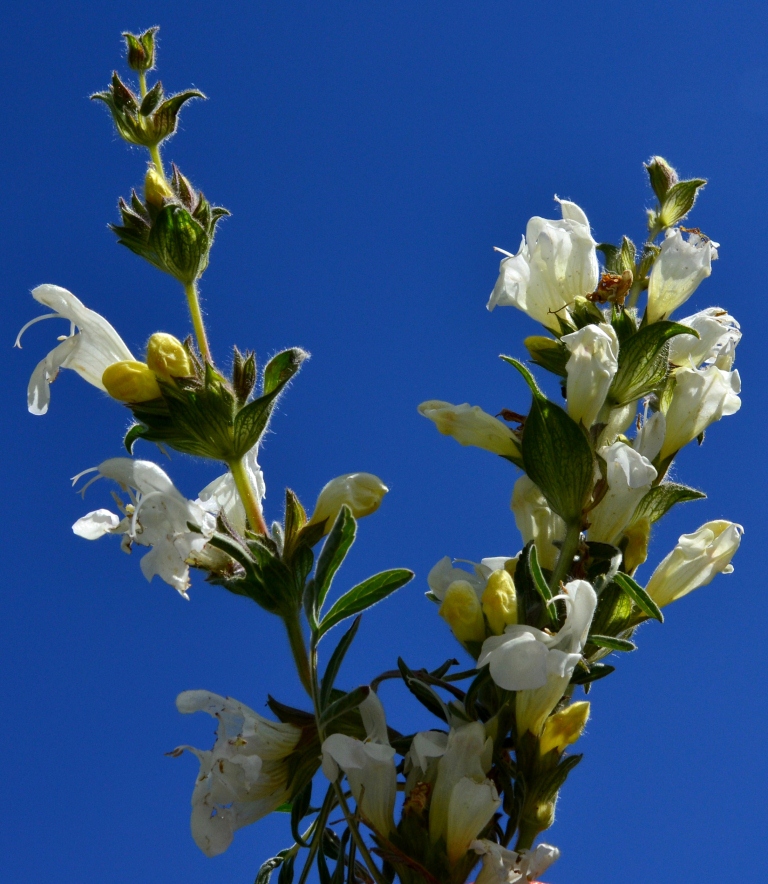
3 2 766 881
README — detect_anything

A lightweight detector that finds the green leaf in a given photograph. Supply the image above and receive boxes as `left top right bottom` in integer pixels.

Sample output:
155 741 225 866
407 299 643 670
570 662 615 685
522 395 594 523
139 80 164 115
284 488 308 550
314 506 356 616
290 781 313 847
263 348 309 396
123 423 146 453
513 543 545 628
318 568 412 638
596 242 620 272
277 852 296 884
612 572 664 623
319 615 361 708
589 634 637 652
610 307 637 345
608 321 696 406
631 482 705 525
319 685 370 728
500 355 544 398
397 658 448 722
524 336 569 377
527 544 557 626
659 178 707 228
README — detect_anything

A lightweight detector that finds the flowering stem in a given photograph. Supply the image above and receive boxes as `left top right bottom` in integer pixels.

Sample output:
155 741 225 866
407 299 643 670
284 613 313 697
548 521 582 594
183 281 211 363
308 634 387 884
227 456 268 534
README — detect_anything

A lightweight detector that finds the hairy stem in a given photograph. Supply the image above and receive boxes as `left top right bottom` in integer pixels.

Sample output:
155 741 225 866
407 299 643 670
285 613 313 697
227 456 268 534
183 281 211 363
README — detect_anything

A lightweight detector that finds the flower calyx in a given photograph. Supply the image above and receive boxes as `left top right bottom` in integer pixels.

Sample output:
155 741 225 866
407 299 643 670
111 164 229 284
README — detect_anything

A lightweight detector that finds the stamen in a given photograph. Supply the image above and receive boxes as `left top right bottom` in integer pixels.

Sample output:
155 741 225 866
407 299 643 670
493 246 514 258
14 313 63 348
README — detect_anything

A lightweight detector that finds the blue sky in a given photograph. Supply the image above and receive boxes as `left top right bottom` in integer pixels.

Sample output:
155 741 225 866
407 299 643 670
3 2 767 881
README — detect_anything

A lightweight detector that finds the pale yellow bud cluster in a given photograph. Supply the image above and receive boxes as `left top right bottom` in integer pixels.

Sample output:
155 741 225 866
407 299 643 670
102 332 192 403
144 166 174 208
439 581 485 644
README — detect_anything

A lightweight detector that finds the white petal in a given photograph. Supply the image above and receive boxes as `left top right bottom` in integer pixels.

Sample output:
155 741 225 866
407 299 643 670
72 509 121 539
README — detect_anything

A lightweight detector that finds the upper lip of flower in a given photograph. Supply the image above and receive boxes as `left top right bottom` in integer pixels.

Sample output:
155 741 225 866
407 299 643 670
15 284 133 414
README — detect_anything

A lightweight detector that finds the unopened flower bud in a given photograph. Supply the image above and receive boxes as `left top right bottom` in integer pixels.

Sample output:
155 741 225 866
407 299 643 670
539 701 590 756
102 360 161 403
439 581 486 644
123 27 158 73
418 400 521 460
144 166 174 208
146 332 192 379
481 569 517 635
645 156 679 202
308 473 388 532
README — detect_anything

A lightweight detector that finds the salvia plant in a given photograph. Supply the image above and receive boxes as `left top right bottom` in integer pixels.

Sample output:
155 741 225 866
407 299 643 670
16 28 743 884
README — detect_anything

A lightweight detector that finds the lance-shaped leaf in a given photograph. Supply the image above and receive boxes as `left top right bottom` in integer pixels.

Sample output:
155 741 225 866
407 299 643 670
320 615 362 708
502 356 594 524
589 634 637 652
317 569 413 638
319 685 370 728
630 482 705 526
527 544 558 627
255 852 290 884
570 663 615 685
607 321 696 406
312 506 356 617
612 572 663 623
290 780 313 848
232 348 308 456
397 658 448 722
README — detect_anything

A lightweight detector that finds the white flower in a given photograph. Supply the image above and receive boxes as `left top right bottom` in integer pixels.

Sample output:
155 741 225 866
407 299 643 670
418 401 521 459
472 839 560 884
478 580 597 737
307 472 388 531
429 722 500 863
72 458 217 598
633 403 666 462
15 284 133 415
587 442 657 544
321 693 397 836
562 322 620 428
668 307 741 371
659 365 741 460
488 198 599 331
171 690 301 857
646 228 718 323
404 731 449 794
645 520 743 608
511 476 565 571
198 445 266 535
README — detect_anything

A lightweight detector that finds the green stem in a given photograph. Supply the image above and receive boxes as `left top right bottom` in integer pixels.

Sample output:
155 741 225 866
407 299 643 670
227 456 268 534
548 521 582 594
515 819 541 853
297 786 337 884
331 782 389 884
285 613 313 697
183 281 211 363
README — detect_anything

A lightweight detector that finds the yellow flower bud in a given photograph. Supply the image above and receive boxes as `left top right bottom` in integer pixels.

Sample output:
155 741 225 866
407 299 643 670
539 701 590 756
623 517 651 572
146 332 193 379
144 166 174 208
481 569 518 635
102 360 161 403
439 580 486 644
